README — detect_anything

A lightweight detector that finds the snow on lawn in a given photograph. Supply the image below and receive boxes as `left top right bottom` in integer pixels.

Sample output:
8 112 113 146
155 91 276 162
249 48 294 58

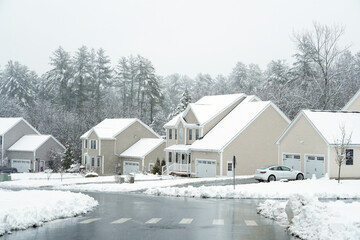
145 178 360 199
0 189 98 236
257 195 360 240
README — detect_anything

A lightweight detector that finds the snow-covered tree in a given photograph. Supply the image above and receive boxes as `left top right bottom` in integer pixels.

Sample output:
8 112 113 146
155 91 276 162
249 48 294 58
62 140 75 170
334 126 352 183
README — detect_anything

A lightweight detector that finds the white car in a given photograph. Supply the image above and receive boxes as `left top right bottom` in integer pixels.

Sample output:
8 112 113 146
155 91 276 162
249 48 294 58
254 165 304 182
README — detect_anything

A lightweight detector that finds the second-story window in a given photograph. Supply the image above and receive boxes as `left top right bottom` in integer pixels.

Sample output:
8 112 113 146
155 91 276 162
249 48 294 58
179 128 183 140
90 140 97 149
196 129 199 140
169 129 172 140
84 139 88 149
189 129 192 140
175 129 178 140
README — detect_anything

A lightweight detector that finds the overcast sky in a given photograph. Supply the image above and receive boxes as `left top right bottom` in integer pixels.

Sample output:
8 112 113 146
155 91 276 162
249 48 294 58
0 0 359 78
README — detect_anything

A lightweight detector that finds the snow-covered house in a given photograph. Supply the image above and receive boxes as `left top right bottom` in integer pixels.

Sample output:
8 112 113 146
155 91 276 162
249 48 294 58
7 135 65 172
164 94 290 177
80 118 165 175
276 110 360 179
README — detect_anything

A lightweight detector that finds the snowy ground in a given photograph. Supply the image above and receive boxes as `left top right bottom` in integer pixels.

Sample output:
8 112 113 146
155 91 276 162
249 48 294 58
0 189 98 236
145 178 360 199
257 195 360 240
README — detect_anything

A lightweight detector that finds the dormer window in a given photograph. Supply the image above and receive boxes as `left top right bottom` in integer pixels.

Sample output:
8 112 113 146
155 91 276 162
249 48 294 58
179 128 183 140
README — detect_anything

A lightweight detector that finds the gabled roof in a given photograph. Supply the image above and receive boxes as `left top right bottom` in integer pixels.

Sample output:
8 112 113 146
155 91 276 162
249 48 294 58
164 93 245 127
276 110 360 145
342 89 360 110
190 101 289 152
81 118 160 140
0 118 40 136
119 138 165 159
7 135 65 152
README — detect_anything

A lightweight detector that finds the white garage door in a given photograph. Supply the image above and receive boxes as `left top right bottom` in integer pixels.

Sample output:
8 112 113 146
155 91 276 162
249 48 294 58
123 161 139 175
11 159 31 173
283 154 301 171
196 159 216 178
305 155 324 179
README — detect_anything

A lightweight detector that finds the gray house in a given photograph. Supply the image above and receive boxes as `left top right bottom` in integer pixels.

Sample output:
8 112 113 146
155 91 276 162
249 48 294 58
7 135 65 172
0 118 39 166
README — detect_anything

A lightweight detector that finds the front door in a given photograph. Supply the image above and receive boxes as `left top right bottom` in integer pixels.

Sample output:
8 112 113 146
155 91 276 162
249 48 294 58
227 161 233 177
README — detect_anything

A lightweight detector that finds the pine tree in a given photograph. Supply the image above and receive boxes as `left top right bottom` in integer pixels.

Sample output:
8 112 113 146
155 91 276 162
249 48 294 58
0 61 35 107
62 140 74 170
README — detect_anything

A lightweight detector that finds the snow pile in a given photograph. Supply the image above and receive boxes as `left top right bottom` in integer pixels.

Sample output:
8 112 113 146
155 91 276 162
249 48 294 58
257 195 360 240
0 190 98 236
145 179 360 199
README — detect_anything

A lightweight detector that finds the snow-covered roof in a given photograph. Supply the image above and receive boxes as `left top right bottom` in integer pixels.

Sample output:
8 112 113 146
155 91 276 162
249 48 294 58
164 93 245 127
81 118 160 140
7 135 64 152
165 144 191 152
119 138 165 159
190 101 276 151
0 118 39 136
303 110 360 145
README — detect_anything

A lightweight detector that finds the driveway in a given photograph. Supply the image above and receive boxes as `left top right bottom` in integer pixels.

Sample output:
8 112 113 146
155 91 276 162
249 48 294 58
3 192 293 240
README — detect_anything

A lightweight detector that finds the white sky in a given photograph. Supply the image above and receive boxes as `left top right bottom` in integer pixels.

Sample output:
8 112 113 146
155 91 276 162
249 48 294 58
0 0 359 78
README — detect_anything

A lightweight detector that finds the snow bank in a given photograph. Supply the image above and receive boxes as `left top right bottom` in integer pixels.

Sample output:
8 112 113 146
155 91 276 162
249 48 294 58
0 190 98 236
145 179 360 199
257 195 360 240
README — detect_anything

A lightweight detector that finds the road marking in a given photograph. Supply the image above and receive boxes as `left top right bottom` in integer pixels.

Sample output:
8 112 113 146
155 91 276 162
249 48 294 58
146 218 162 224
244 220 258 226
179 218 193 224
79 218 101 224
213 219 224 225
111 218 132 224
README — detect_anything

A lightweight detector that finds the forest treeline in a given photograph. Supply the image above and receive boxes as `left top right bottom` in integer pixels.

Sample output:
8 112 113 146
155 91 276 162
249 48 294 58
0 23 359 160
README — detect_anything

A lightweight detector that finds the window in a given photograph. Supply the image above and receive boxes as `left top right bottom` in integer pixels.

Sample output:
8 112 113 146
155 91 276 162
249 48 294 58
91 157 95 166
84 139 88 149
195 129 199 140
90 140 97 149
149 163 154 171
175 153 178 163
282 166 291 171
228 162 232 171
346 149 353 165
179 128 183 140
97 157 101 167
188 154 191 164
0 136 2 145
189 129 192 140
168 152 172 163
175 129 178 140
169 129 172 140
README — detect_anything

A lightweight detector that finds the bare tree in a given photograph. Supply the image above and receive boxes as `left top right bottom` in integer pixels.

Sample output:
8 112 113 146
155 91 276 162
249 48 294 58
294 22 347 109
334 125 352 183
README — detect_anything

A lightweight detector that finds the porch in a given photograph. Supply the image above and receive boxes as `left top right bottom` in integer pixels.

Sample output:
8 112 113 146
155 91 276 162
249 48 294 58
163 144 192 176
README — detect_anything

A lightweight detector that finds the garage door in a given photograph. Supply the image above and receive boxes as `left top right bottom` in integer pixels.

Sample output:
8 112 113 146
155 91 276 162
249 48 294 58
283 154 301 171
123 161 139 175
11 159 31 173
305 155 324 179
196 159 216 178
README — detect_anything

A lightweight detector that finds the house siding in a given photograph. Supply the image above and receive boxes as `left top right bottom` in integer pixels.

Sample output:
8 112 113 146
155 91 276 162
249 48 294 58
344 94 360 111
144 142 166 171
222 105 289 176
184 109 198 124
35 137 64 163
279 114 329 175
329 147 360 179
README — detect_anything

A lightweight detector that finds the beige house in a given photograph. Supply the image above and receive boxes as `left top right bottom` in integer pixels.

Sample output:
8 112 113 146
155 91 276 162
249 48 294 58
276 110 360 179
80 118 165 175
342 89 360 111
164 94 290 177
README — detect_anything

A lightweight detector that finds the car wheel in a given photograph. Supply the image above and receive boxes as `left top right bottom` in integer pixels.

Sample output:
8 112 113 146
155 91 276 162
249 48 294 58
268 175 276 182
296 173 304 180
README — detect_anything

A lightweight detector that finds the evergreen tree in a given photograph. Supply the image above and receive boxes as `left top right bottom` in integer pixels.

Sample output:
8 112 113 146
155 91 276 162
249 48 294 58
62 140 74 170
0 61 35 107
